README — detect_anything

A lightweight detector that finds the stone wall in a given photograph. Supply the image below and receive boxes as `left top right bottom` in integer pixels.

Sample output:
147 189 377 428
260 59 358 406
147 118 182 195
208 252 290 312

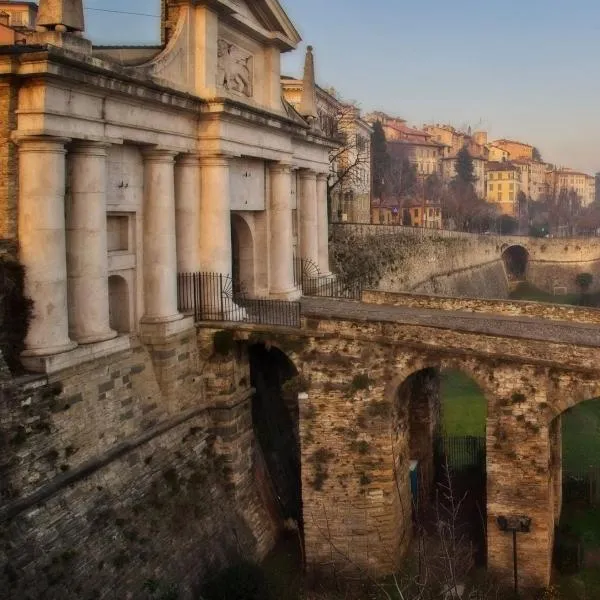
362 289 600 325
332 224 600 298
0 328 279 599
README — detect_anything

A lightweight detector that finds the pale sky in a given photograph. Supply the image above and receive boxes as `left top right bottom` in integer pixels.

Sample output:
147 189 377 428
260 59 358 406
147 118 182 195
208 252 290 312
80 0 600 174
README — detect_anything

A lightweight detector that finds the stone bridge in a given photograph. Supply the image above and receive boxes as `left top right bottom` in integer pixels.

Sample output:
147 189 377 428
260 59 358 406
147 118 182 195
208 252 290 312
3 289 600 596
238 291 600 590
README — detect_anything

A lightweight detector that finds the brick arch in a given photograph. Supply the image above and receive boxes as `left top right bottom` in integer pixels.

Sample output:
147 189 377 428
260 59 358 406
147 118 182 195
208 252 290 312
546 370 600 421
383 353 497 414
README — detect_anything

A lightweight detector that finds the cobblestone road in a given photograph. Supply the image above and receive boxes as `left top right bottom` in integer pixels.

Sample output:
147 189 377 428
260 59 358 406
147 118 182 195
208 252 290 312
301 297 600 348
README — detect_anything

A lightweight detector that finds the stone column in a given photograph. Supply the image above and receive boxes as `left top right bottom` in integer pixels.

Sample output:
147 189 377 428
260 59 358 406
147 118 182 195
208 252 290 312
269 163 299 299
67 141 116 344
299 169 319 266
141 149 182 324
199 156 232 275
175 154 201 274
18 136 77 358
316 173 331 275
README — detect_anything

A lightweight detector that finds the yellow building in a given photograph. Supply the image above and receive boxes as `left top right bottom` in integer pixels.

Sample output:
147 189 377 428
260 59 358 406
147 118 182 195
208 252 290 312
486 162 522 216
403 200 442 229
486 143 510 163
491 139 534 160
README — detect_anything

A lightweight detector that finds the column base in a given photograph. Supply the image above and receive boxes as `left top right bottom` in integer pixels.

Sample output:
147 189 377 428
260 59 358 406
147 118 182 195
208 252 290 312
71 329 118 345
269 286 302 301
140 312 184 325
21 336 131 375
139 316 195 344
21 340 78 359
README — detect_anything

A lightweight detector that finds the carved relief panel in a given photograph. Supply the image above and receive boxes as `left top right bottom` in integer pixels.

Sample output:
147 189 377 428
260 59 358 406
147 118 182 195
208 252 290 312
217 38 254 98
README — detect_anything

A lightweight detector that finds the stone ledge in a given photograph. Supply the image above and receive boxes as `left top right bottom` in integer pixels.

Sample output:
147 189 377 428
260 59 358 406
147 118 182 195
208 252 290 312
21 335 132 375
139 316 195 344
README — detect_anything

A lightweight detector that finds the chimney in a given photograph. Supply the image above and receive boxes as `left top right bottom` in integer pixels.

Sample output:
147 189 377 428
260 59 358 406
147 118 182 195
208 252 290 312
36 0 84 33
299 45 318 122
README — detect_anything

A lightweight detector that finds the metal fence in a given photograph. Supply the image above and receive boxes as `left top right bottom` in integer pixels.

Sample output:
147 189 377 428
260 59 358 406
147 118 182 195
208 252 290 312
563 466 600 506
294 258 363 300
435 435 486 471
177 272 301 328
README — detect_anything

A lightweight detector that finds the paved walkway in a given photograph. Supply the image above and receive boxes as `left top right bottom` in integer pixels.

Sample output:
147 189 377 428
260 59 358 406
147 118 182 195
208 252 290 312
301 297 600 348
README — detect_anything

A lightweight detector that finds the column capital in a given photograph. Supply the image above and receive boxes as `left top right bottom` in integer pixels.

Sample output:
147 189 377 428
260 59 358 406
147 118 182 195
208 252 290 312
69 140 110 157
176 153 202 167
299 168 318 180
270 162 292 175
14 135 70 152
316 172 329 182
142 148 178 163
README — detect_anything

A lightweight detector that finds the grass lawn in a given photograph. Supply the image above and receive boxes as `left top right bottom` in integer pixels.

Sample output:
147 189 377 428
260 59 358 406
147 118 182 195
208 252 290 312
562 400 600 473
440 370 486 437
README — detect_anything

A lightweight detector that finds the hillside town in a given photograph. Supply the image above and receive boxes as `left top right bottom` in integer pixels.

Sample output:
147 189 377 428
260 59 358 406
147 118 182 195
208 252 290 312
282 58 597 236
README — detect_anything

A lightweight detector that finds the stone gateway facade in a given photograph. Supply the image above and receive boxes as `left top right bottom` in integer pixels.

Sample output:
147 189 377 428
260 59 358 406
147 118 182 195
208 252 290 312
0 0 335 374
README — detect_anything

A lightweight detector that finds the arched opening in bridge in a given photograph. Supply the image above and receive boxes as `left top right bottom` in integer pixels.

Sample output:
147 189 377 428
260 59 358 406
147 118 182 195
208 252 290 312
395 367 487 569
108 274 130 333
502 245 529 281
231 213 255 296
554 397 600 587
248 342 302 535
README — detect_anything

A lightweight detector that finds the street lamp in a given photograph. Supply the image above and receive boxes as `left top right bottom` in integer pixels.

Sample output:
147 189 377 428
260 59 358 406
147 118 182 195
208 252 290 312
496 515 532 596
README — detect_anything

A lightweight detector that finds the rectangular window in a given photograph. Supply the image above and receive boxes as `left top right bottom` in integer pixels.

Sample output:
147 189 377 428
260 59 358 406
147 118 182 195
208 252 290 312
489 183 494 191
509 192 514 201
510 183 514 191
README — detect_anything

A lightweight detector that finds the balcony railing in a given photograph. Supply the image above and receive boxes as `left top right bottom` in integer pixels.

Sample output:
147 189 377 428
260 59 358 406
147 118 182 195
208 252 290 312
177 272 301 328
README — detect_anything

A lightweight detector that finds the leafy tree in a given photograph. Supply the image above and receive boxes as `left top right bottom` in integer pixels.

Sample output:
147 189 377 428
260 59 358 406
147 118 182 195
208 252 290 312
454 146 476 185
371 120 389 199
532 146 543 162
575 272 593 293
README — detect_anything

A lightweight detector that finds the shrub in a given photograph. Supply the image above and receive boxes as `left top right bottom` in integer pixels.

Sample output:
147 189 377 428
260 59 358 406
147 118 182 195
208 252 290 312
0 257 33 372
200 561 274 600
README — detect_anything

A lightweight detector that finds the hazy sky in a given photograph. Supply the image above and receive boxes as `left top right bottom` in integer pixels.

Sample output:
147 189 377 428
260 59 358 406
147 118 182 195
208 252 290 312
82 0 600 174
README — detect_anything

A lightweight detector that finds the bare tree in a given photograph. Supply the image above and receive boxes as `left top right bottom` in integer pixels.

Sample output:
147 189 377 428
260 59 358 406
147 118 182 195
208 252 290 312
327 103 371 221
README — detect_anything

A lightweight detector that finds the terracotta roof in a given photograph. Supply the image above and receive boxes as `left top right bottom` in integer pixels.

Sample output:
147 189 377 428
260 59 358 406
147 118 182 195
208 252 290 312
493 139 534 149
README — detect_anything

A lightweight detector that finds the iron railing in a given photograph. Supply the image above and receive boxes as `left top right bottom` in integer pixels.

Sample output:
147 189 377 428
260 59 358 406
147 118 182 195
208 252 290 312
177 272 300 328
294 258 363 300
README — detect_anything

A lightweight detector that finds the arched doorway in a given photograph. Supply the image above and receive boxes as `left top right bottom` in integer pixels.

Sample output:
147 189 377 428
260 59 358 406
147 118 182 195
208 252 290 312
394 366 488 575
554 397 600 590
108 275 130 333
248 343 301 528
502 245 529 281
231 213 255 296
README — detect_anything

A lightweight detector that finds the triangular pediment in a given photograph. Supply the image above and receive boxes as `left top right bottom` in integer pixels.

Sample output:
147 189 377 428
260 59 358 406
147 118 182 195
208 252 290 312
224 0 301 49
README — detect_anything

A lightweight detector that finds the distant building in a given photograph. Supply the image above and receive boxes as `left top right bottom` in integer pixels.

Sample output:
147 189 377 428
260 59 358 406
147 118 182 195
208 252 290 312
423 124 489 197
491 139 534 161
366 113 443 178
282 79 372 224
512 159 548 201
370 196 441 229
486 143 510 163
486 162 522 217
0 1 36 44
547 169 596 206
